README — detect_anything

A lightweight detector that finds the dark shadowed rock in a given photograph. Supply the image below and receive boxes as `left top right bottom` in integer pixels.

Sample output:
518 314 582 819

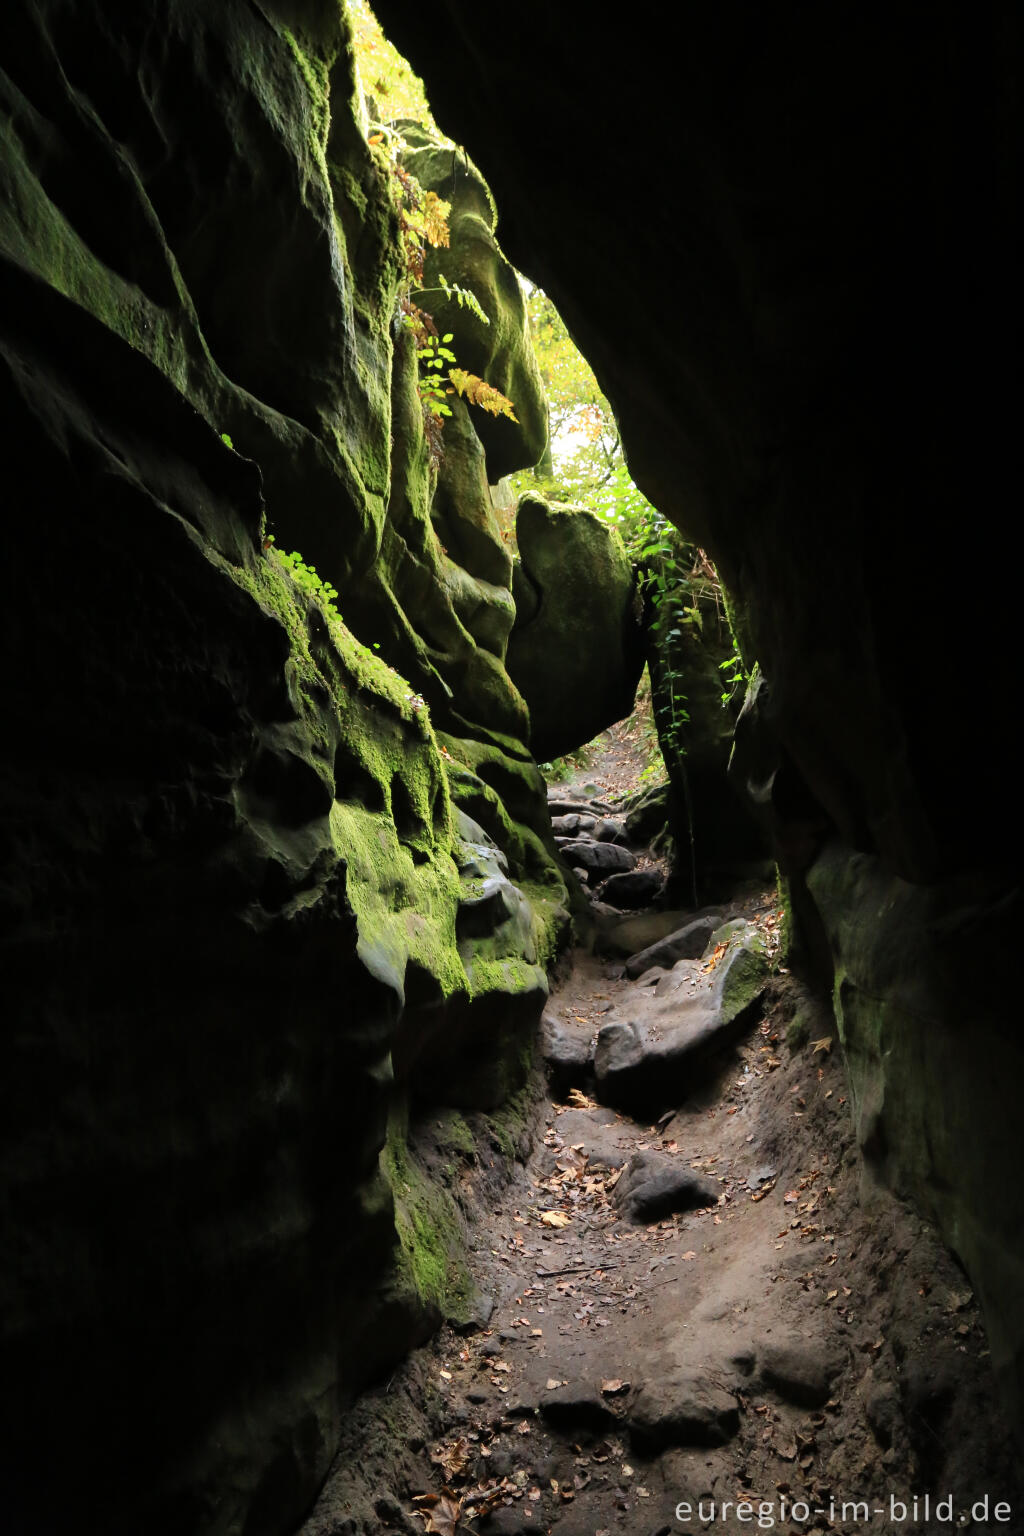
559 840 636 875
547 800 610 817
628 1373 740 1452
551 812 595 835
594 926 771 1110
624 914 722 977
539 1385 615 1432
593 908 698 958
507 494 644 761
624 781 673 844
599 869 666 910
614 1152 722 1222
759 1341 842 1408
594 817 628 843
540 1012 593 1096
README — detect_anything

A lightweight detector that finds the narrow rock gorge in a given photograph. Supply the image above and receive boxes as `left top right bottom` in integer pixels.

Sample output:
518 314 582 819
1 4 1020 1534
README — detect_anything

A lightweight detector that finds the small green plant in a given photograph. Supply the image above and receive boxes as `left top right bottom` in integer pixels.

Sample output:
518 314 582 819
719 639 749 706
404 291 518 459
415 330 458 422
413 272 490 324
264 535 340 622
220 432 234 449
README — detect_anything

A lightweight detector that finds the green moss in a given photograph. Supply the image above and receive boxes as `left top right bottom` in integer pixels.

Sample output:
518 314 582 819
226 548 468 1001
481 1068 541 1164
433 1109 476 1159
381 1109 475 1323
776 872 795 963
717 929 771 1023
280 27 333 182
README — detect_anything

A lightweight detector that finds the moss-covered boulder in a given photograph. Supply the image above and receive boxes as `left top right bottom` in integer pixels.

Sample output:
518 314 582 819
507 493 646 761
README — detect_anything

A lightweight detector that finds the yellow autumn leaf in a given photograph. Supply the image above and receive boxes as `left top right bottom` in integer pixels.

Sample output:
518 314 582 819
540 1210 571 1228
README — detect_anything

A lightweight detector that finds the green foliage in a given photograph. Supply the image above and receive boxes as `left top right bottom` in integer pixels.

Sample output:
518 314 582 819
351 9 515 460
349 1 438 130
415 330 457 421
220 431 234 449
365 125 514 456
416 273 491 325
508 285 656 534
264 535 340 621
718 638 749 706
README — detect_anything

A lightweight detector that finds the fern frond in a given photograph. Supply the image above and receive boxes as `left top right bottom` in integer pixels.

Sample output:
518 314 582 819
448 368 518 422
436 274 490 324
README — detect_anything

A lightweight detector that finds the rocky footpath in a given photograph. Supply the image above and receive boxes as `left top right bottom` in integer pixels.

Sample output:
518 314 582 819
302 800 1021 1534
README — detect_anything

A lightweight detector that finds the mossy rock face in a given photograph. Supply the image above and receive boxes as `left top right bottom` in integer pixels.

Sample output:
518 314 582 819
0 7 562 1533
401 126 548 481
506 493 646 761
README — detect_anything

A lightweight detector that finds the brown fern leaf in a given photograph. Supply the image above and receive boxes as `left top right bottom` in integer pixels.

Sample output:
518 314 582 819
448 368 518 422
401 299 437 347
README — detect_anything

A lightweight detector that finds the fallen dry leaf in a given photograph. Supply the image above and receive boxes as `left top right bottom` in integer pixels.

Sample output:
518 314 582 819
540 1210 571 1229
811 1036 833 1054
413 1489 462 1535
430 1438 472 1480
567 1088 596 1109
600 1378 630 1395
545 1377 562 1390
682 1250 697 1261
701 942 728 973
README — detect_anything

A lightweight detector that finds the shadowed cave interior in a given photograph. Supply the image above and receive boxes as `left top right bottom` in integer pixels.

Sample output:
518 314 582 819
1 3 1021 1534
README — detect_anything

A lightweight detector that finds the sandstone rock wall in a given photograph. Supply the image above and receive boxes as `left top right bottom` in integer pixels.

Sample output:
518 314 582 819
0 3 567 1530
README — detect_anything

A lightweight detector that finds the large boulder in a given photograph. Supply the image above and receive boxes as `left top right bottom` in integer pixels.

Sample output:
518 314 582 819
593 923 771 1111
506 493 645 761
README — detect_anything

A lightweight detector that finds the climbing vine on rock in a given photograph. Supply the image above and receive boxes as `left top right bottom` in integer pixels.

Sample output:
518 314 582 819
632 508 752 903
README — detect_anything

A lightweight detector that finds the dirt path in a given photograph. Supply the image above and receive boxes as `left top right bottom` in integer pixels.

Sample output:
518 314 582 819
302 752 1022 1536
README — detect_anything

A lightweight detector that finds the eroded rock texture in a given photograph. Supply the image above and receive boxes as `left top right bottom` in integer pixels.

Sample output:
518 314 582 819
0 3 565 1532
507 492 645 762
378 2 1024 1434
